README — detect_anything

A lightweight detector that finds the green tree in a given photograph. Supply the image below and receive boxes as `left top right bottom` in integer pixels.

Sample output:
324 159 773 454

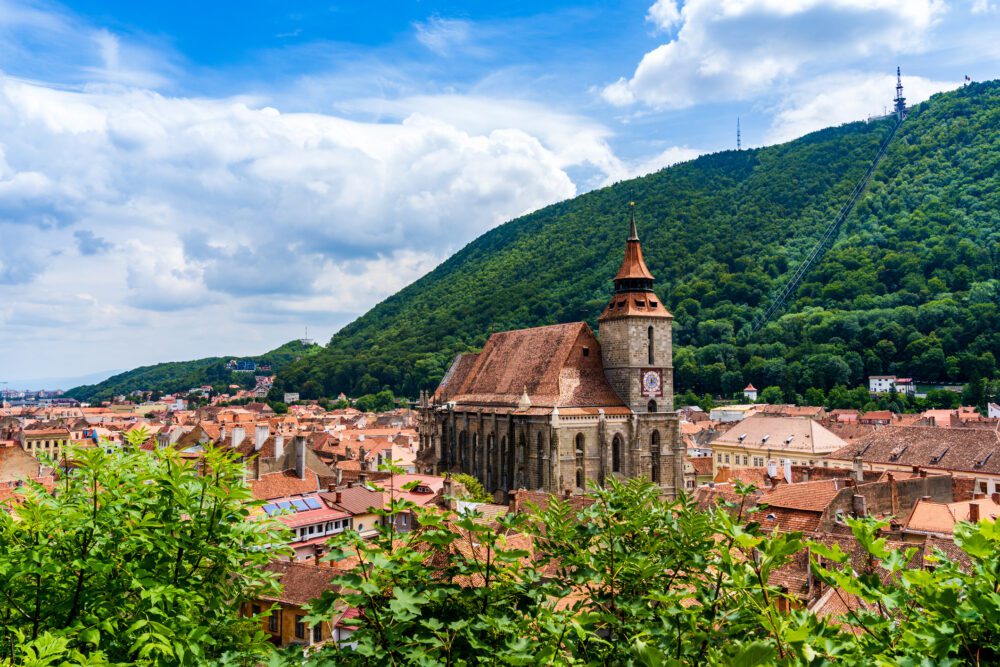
759 385 785 404
355 390 397 413
450 473 492 503
0 431 288 665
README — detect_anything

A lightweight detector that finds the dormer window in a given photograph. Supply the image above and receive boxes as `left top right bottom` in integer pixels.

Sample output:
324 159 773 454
582 346 590 357
617 300 626 308
635 299 646 308
649 300 658 308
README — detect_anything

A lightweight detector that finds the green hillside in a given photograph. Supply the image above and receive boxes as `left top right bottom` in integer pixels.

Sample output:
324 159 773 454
279 81 998 402
66 340 320 402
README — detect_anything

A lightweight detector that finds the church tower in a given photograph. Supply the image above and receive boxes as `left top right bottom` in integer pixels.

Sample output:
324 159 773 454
598 204 674 413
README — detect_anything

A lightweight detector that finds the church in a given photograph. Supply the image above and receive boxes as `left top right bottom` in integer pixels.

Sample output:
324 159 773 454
417 208 683 498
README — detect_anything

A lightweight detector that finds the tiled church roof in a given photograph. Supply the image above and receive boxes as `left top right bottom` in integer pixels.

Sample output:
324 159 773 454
440 322 625 410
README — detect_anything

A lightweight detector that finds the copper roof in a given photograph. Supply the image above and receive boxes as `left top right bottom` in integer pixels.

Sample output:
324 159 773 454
597 292 672 321
614 237 655 281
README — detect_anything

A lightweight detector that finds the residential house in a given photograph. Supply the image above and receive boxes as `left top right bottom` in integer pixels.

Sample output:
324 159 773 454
710 415 846 477
245 561 350 649
826 426 1000 495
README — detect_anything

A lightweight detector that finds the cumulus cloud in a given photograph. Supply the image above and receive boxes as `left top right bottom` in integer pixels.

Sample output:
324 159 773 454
766 71 960 143
604 0 946 109
606 146 701 183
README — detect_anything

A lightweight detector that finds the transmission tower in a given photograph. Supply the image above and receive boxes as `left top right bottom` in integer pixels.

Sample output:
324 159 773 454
894 66 907 120
737 117 742 151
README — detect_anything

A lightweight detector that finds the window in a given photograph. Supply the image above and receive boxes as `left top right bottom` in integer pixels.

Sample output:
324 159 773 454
537 432 545 488
295 615 306 639
400 514 408 527
651 431 661 484
357 523 364 531
582 346 590 358
742 456 748 466
576 469 583 489
717 453 723 462
635 299 646 308
252 604 261 616
313 624 323 643
648 400 657 413
612 435 622 473
648 326 655 364
724 454 730 464
268 613 279 634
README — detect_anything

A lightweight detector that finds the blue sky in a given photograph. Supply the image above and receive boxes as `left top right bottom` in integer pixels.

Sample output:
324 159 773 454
0 0 997 387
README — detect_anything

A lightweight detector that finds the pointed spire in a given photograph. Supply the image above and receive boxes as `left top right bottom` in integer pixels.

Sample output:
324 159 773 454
613 203 654 283
628 201 639 241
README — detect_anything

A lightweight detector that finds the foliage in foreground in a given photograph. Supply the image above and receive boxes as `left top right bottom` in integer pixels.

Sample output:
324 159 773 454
286 478 1000 666
0 433 288 666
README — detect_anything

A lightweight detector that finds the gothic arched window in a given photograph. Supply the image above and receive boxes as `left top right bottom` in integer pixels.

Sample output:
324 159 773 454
536 432 545 489
612 434 622 473
651 430 661 484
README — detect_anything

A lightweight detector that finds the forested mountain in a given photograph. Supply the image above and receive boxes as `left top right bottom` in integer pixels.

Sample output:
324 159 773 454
275 81 997 401
66 340 319 402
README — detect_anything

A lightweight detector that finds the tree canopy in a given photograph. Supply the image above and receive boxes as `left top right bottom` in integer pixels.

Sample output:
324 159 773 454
275 81 1000 403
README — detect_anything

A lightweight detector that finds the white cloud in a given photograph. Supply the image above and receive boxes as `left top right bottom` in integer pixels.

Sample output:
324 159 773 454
971 0 996 13
606 145 701 183
414 17 472 56
647 0 682 31
0 73 612 376
605 0 946 109
766 71 960 143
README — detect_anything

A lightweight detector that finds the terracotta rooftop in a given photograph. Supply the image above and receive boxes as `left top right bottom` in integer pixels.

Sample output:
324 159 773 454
759 479 845 512
904 496 1000 535
261 561 338 606
438 322 625 410
711 415 846 455
321 485 384 515
828 426 1000 475
248 470 320 501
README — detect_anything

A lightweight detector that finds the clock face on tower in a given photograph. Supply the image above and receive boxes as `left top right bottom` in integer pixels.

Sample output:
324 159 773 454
640 368 663 397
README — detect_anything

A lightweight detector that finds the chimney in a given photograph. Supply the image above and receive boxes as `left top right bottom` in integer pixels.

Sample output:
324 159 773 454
767 460 777 478
970 502 981 523
335 491 342 504
852 494 868 517
335 467 343 487
853 457 864 483
231 426 245 449
359 473 368 486
255 424 269 451
295 436 307 480
275 435 284 459
783 459 792 485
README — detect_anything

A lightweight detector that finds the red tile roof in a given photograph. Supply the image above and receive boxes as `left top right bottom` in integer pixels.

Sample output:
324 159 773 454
442 322 625 409
248 471 319 501
261 561 338 606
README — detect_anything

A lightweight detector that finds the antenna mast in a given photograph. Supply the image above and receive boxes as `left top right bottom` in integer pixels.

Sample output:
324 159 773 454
737 117 742 150
894 66 907 120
